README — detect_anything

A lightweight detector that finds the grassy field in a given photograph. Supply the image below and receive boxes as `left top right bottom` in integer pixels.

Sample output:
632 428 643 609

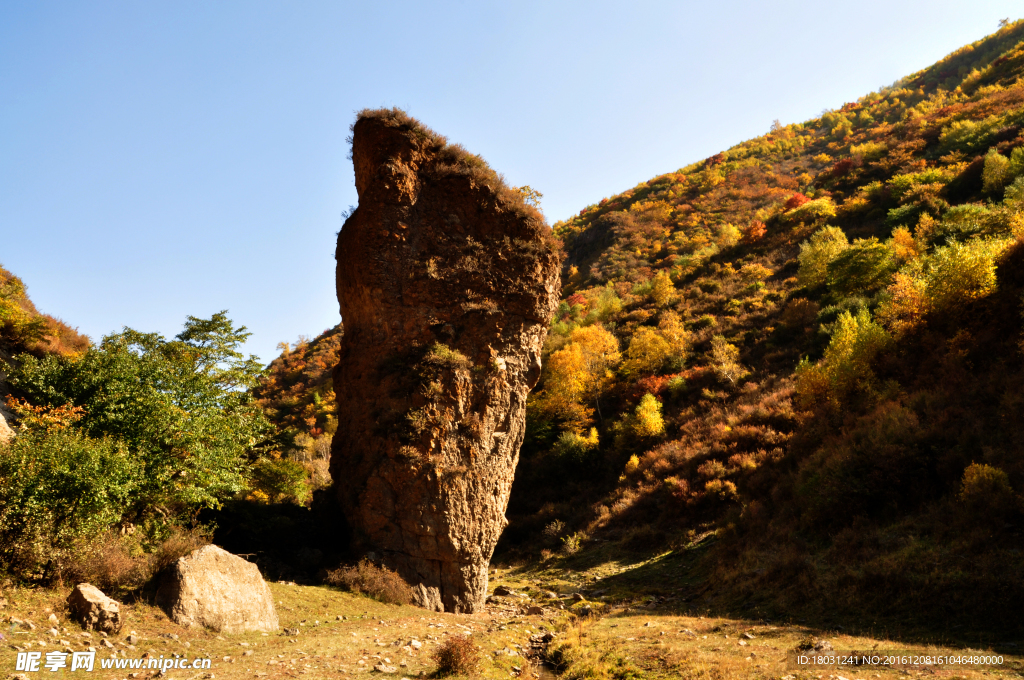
2 557 1021 680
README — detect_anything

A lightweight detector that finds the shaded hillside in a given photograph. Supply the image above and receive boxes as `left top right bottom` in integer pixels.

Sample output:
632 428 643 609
502 19 1024 632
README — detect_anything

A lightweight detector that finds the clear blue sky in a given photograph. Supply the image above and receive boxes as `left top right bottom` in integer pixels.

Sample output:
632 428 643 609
2 1 1020 364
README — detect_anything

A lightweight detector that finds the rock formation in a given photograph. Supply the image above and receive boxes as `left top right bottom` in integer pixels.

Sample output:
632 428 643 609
67 583 122 633
330 109 561 613
155 545 279 633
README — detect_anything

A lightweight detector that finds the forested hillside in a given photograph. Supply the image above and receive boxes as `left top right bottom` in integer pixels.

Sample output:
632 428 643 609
0 265 89 359
499 19 1024 630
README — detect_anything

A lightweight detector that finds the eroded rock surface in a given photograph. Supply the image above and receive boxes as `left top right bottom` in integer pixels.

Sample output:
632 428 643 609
67 583 122 633
155 545 278 633
330 109 561 613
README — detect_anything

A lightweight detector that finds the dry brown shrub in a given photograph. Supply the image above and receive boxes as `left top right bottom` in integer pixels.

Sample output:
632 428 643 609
431 634 479 677
59 526 210 593
325 558 414 605
780 298 819 327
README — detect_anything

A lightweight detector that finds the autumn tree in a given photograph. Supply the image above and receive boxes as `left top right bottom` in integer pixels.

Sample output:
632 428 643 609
537 324 620 432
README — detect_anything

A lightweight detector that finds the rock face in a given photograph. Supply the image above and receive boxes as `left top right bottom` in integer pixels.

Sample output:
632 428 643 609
0 409 13 443
67 583 122 633
155 545 279 633
330 109 561 613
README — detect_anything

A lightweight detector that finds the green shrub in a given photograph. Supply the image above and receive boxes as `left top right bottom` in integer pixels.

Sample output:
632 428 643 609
552 428 599 465
924 238 1010 313
798 225 850 287
0 428 139 577
826 237 897 296
250 458 311 504
938 115 1001 154
424 342 470 368
796 310 889 411
982 149 1012 194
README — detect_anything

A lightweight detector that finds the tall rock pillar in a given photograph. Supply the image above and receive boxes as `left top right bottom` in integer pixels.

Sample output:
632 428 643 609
330 109 561 612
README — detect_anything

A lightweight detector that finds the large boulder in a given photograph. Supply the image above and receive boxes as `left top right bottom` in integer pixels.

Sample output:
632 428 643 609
331 109 561 613
155 545 278 633
67 583 122 633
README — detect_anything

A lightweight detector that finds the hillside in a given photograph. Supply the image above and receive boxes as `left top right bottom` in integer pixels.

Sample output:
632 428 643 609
494 19 1024 633
0 264 90 437
0 264 89 360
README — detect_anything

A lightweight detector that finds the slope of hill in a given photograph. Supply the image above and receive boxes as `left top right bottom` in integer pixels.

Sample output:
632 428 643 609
499 19 1024 633
0 264 89 359
251 324 343 494
0 264 90 436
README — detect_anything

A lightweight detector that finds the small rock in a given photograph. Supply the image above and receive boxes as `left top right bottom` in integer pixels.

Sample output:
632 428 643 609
67 583 122 634
102 639 114 648
409 640 422 649
571 593 584 602
742 632 756 639
373 663 398 673
283 628 299 635
243 650 253 657
526 606 543 615
47 628 59 637
47 614 59 625
493 586 514 597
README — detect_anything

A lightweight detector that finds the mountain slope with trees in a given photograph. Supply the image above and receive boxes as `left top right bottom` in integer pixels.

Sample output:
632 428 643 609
500 19 1024 632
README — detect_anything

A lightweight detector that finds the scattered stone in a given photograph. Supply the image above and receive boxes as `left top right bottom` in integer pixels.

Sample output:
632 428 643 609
571 593 584 602
493 586 514 597
373 663 398 673
155 545 279 633
67 583 123 633
101 639 114 648
409 640 422 649
47 614 59 626
795 638 833 653
283 628 299 635
742 632 756 639
526 606 544 615
330 110 561 614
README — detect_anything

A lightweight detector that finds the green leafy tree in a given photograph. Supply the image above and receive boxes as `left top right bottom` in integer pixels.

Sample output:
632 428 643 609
798 225 849 287
7 311 271 516
826 237 897 296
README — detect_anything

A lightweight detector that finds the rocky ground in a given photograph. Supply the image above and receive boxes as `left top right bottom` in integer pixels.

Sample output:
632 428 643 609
2 562 1021 680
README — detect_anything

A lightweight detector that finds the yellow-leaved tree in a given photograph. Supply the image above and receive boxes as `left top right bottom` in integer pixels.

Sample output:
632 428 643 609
537 324 620 433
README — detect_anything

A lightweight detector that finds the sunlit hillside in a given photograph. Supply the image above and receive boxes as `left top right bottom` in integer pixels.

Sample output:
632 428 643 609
497 19 1024 632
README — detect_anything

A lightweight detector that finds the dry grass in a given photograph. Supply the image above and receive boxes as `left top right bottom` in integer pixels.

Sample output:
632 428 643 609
0 569 1017 680
325 559 415 606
